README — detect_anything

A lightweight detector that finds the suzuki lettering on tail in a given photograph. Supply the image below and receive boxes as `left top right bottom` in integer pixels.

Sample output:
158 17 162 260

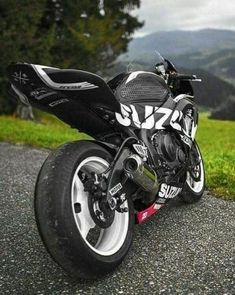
7 50 205 279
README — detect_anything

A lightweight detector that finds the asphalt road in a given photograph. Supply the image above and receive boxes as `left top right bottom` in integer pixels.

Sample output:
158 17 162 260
0 142 234 295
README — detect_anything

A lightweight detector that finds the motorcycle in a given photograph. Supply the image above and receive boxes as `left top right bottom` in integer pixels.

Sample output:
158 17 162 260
7 52 205 279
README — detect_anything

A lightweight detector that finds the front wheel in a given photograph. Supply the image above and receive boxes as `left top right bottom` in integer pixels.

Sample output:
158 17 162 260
179 142 205 203
34 141 134 279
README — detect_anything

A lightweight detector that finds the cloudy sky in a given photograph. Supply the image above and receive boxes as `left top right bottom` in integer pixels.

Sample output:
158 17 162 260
132 0 235 37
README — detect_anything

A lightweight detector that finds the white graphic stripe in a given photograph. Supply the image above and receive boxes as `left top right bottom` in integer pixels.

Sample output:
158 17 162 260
125 71 158 85
32 64 98 90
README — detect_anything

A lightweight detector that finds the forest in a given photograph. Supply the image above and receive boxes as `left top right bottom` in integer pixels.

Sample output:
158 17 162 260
0 0 142 114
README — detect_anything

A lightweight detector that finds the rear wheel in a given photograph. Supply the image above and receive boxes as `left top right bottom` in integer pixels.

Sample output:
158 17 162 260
179 142 205 203
35 141 134 279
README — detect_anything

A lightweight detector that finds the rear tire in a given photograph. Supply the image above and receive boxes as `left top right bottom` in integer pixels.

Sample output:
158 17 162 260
34 140 134 279
179 142 205 203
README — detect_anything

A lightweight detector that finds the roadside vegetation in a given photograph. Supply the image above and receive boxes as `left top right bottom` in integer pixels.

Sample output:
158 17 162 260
0 113 234 200
196 113 235 201
0 114 89 149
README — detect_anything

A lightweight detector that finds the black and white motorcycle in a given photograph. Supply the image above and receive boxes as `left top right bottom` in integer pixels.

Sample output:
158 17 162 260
7 52 205 279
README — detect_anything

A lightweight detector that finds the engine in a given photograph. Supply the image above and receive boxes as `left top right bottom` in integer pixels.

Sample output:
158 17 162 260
151 130 186 175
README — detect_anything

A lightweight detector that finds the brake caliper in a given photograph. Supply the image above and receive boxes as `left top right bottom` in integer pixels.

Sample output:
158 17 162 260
83 172 115 228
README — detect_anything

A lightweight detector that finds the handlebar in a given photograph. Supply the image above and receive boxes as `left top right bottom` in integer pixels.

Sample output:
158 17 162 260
169 73 202 82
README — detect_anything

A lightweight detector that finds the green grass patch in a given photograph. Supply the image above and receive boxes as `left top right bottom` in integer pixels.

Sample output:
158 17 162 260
0 114 90 149
196 113 235 201
0 113 234 200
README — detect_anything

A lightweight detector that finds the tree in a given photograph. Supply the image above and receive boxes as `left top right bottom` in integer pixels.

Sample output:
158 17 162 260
0 0 143 115
41 0 143 72
0 0 56 115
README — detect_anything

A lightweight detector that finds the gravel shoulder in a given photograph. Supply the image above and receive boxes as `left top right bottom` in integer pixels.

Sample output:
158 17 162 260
0 142 234 295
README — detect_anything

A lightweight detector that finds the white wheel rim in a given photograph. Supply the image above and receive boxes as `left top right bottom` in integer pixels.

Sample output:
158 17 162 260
186 145 204 193
71 156 129 256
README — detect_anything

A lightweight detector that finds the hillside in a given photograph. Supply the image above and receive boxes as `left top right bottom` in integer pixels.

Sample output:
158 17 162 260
121 29 235 85
169 48 235 85
117 29 235 113
183 68 235 108
211 97 235 120
125 29 235 60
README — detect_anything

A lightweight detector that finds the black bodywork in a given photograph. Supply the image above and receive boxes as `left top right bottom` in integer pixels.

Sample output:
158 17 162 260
7 63 195 140
7 63 198 207
7 63 121 139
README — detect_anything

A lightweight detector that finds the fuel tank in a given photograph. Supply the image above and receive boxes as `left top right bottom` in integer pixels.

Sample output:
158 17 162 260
114 71 171 106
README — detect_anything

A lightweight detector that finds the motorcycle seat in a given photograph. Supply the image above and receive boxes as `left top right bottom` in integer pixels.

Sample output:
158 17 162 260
34 65 107 92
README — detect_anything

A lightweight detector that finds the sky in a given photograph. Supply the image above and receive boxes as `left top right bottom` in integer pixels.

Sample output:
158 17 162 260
132 0 235 37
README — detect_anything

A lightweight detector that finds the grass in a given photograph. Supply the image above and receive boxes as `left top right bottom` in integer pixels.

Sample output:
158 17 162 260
0 112 234 200
0 113 90 149
196 113 235 201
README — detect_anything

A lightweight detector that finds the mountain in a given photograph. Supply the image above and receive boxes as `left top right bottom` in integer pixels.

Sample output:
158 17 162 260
125 29 235 60
113 29 235 119
169 48 235 85
121 29 235 84
186 69 235 108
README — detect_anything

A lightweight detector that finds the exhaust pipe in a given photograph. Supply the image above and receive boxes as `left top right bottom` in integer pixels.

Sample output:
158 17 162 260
124 154 159 196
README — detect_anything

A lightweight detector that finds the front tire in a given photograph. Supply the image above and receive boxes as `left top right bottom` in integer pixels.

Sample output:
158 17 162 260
34 141 134 279
179 142 205 203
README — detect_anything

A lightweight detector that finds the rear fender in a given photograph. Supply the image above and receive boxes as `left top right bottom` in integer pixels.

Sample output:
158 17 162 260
7 63 120 138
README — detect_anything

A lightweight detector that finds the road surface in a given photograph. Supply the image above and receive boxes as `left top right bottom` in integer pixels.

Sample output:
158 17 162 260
0 142 234 294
